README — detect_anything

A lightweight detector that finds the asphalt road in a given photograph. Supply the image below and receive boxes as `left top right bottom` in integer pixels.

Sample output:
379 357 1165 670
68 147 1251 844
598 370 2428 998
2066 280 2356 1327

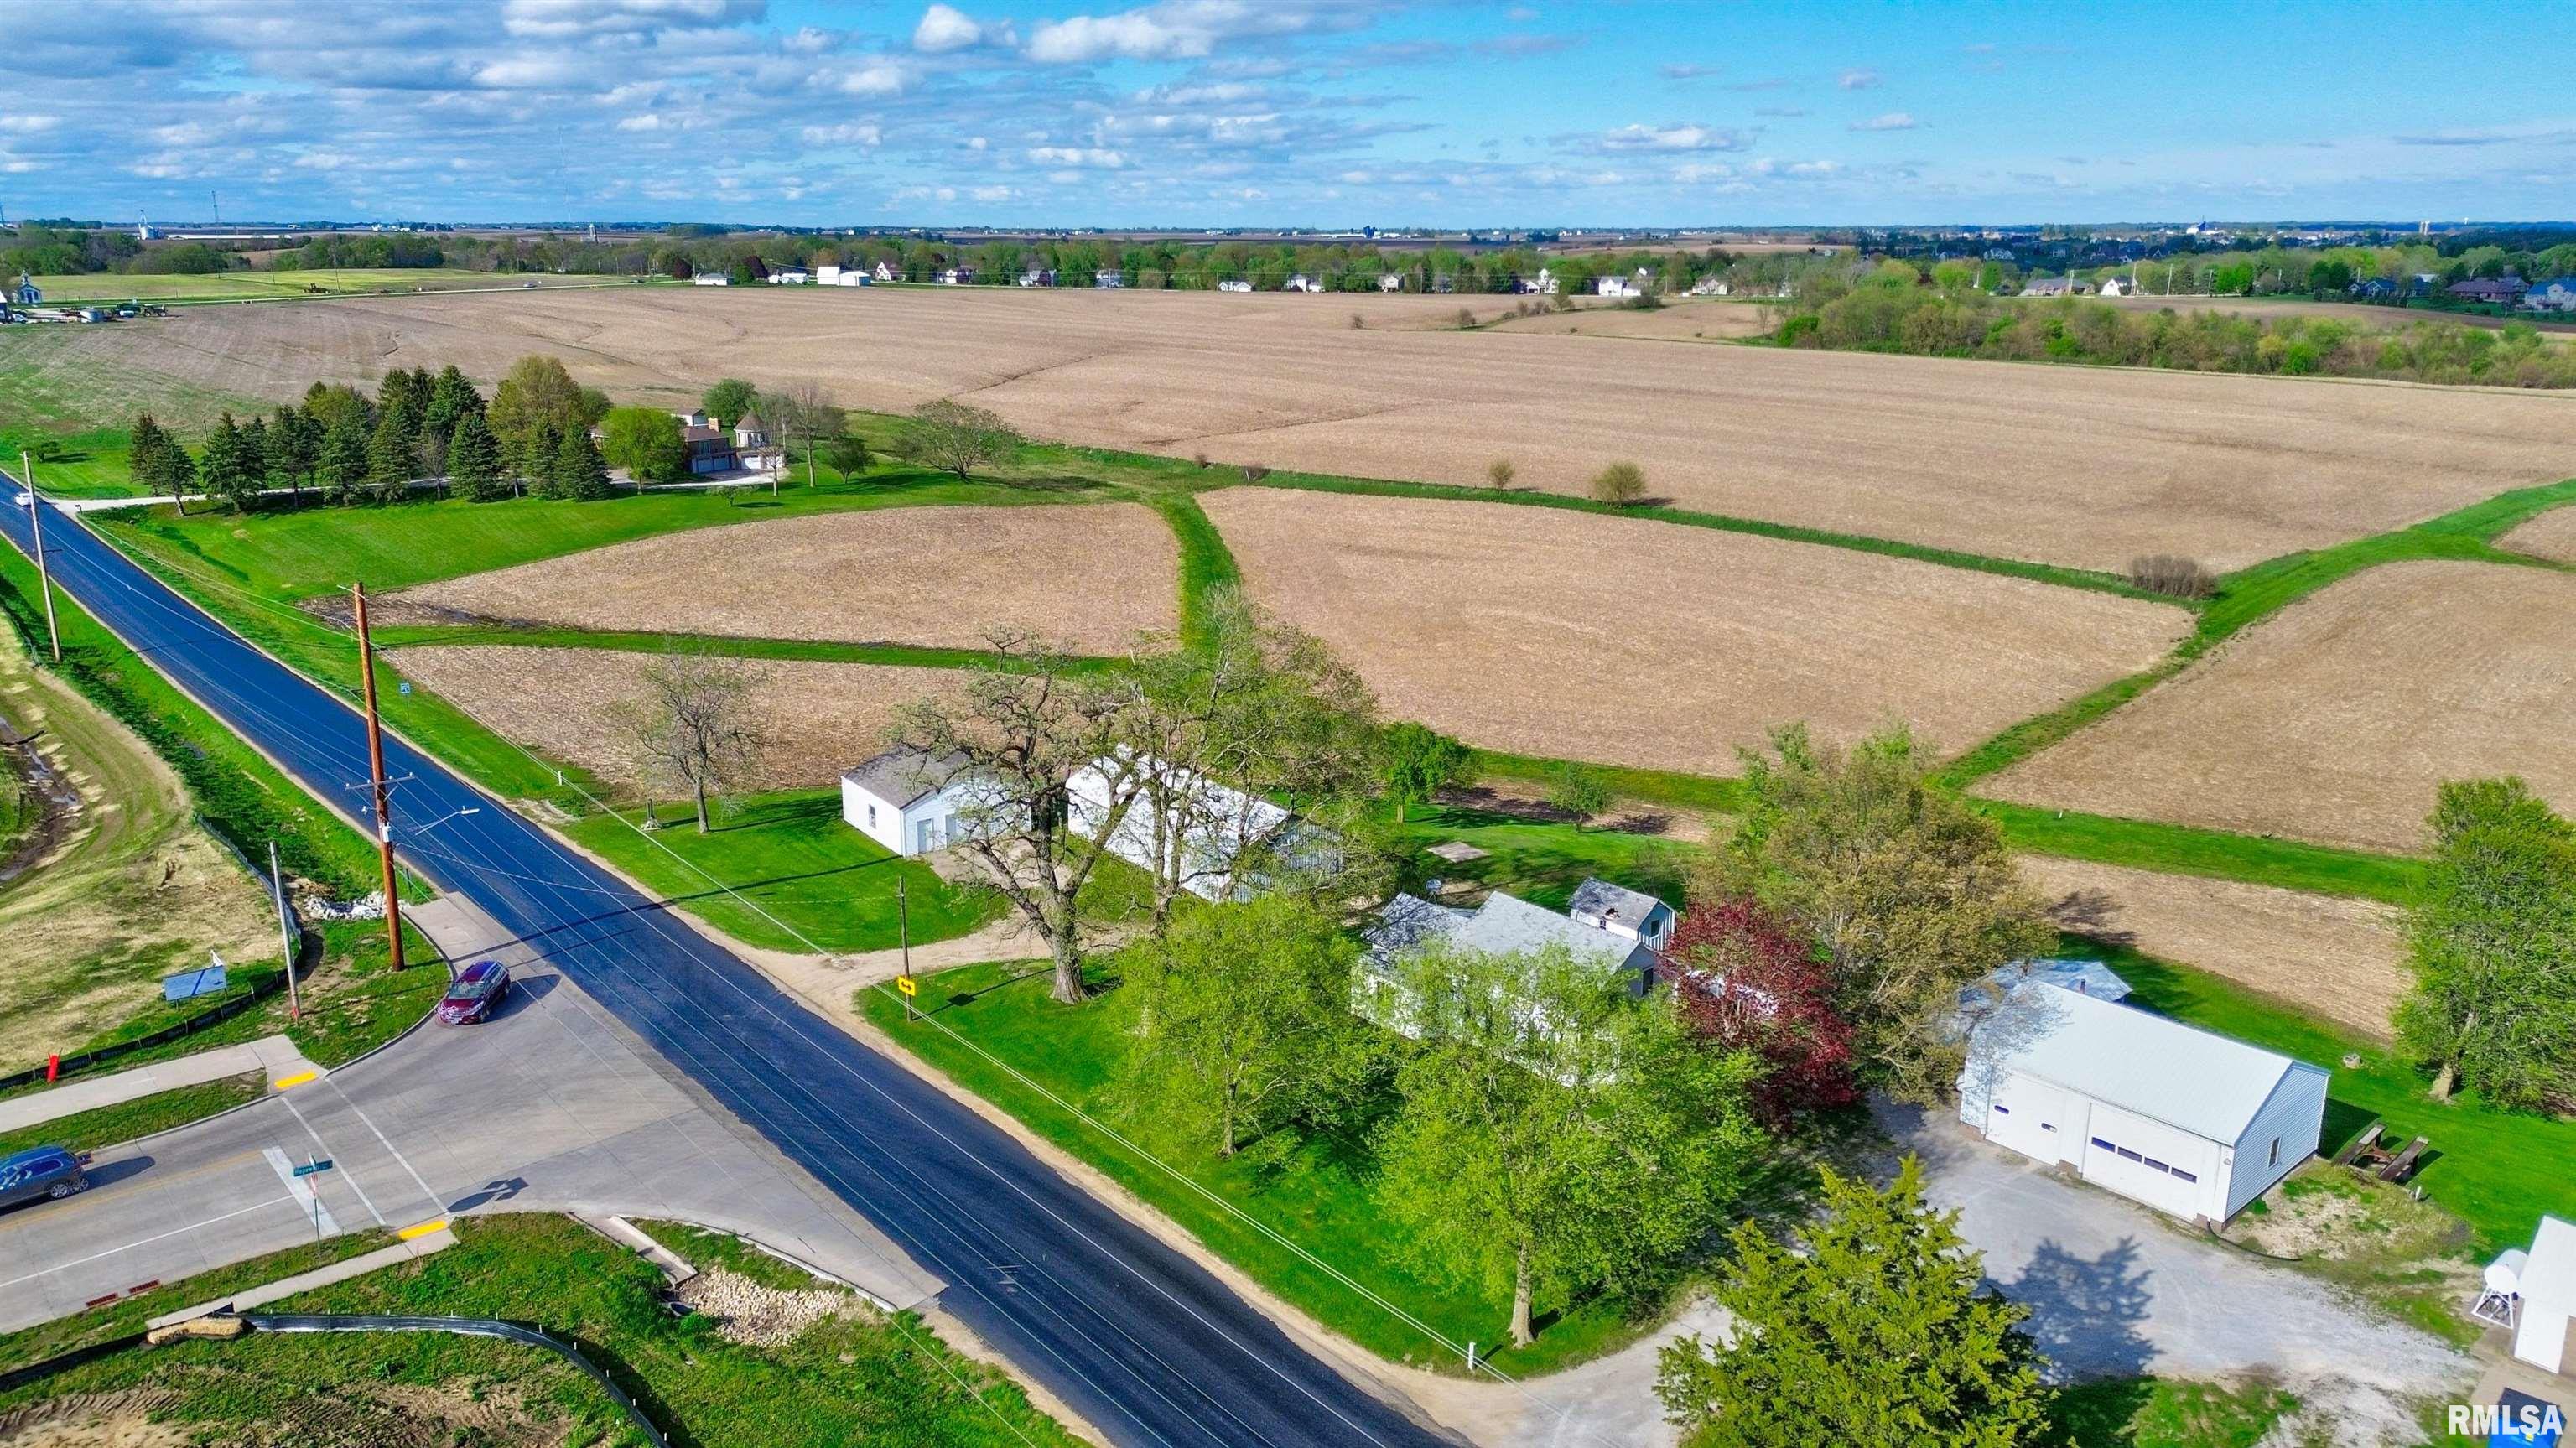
0 482 1460 1448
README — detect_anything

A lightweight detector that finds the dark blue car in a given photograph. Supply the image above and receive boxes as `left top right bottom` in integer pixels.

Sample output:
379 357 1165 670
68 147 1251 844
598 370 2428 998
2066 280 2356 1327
0 1144 89 1210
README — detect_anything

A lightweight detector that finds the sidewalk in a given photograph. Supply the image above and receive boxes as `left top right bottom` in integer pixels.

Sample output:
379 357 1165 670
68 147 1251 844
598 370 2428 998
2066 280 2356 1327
0 1035 319 1135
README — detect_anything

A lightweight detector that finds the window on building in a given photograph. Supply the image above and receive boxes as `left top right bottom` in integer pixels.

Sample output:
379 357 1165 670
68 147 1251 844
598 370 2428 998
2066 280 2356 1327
2268 1138 2281 1167
867 805 878 828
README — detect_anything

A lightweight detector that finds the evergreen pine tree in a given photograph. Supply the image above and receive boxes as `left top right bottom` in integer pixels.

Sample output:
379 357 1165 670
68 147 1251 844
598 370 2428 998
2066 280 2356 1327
520 419 563 498
264 407 309 498
366 402 417 498
446 412 506 501
315 413 370 504
199 413 257 511
553 423 612 501
127 413 173 494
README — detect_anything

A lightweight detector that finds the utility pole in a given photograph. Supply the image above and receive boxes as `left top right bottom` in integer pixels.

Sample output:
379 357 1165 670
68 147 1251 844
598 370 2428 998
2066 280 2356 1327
21 454 59 662
271 840 300 1020
352 581 405 970
898 876 915 1023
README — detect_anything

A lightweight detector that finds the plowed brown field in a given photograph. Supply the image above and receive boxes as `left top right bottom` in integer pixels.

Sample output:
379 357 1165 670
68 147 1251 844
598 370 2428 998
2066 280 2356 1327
1199 488 2189 776
1991 560 2576 853
2499 503 2576 564
393 503 1176 653
392 646 963 789
42 287 2575 571
2022 856 2407 1038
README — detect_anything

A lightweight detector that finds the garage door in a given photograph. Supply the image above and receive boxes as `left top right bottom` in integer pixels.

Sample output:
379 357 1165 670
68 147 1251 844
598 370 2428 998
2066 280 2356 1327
2078 1105 2209 1219
1986 1073 2079 1165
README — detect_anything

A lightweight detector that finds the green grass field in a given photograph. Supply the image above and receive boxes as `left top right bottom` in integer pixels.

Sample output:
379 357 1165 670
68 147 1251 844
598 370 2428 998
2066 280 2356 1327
0 1213 1081 1447
860 956 1648 1376
2049 1377 2300 1448
563 791 1002 955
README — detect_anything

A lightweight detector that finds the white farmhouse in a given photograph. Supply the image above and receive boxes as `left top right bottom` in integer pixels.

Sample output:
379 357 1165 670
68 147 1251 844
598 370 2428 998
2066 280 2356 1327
1377 272 1405 293
1356 881 1666 1038
874 261 900 283
1958 983 2328 1224
2521 277 2576 314
1064 754 1332 900
1285 273 1322 293
1218 278 1253 293
816 264 843 285
840 747 989 856
2098 275 2131 296
1565 878 1673 951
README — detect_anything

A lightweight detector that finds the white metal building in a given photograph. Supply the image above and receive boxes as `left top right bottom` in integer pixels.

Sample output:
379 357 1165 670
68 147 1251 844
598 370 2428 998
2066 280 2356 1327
1958 984 2329 1224
839 747 984 856
1064 754 1334 901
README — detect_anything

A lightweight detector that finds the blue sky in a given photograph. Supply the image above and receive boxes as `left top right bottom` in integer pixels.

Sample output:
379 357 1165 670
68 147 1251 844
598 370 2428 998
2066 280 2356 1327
3 0 2567 227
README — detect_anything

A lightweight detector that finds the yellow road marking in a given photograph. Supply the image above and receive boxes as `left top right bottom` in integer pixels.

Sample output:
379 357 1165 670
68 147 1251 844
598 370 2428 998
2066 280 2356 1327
271 1072 318 1091
396 1218 449 1242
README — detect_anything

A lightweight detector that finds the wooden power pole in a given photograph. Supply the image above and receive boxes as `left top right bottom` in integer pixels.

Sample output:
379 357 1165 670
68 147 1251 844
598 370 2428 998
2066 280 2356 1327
20 454 60 662
352 581 405 970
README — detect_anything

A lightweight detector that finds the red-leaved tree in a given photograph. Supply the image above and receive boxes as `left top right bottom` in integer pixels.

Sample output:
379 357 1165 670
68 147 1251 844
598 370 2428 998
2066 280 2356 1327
1660 894 1857 1122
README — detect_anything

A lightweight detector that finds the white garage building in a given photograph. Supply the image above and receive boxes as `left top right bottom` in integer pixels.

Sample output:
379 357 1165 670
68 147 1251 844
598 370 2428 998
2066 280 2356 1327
839 747 986 856
2507 1215 2576 1374
1958 983 2329 1225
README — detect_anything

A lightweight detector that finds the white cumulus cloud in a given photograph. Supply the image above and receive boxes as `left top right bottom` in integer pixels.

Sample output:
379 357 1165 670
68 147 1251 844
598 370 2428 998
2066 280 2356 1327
1850 112 1919 131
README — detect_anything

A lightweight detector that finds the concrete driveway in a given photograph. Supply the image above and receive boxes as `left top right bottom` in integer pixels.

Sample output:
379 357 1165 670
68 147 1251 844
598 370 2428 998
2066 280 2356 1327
0 895 939 1334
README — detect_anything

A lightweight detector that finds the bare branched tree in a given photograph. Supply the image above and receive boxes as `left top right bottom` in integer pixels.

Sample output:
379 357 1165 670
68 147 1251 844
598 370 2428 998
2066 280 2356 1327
771 378 847 489
891 631 1151 1003
1109 587 1381 931
623 648 770 833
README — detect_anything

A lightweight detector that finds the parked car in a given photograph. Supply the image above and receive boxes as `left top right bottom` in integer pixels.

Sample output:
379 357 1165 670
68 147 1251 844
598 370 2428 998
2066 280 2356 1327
436 959 512 1025
0 1145 90 1210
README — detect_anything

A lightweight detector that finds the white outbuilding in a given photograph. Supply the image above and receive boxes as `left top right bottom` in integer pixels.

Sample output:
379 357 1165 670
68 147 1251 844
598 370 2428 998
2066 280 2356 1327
2503 1216 2576 1374
1958 983 2329 1224
839 747 988 856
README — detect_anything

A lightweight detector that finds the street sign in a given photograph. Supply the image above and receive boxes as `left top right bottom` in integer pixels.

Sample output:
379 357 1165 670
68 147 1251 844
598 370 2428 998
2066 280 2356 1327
292 1158 335 1178
896 976 917 998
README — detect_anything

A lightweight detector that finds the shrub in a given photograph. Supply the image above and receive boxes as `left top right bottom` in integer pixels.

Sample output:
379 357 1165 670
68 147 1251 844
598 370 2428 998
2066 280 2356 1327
1454 307 1478 330
1348 312 1365 330
1590 460 1647 507
1192 451 1212 469
1241 463 1272 484
2127 554 2218 599
1485 458 1517 490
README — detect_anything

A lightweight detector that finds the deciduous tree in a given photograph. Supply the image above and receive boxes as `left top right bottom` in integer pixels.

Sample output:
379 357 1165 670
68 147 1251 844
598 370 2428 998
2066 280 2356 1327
487 355 589 479
1124 895 1379 1156
599 406 685 484
1655 1158 2051 1448
1376 942 1761 1347
1663 893 1857 1122
616 647 770 833
1379 721 1472 821
702 376 759 426
890 631 1153 1003
770 377 847 487
2395 777 2576 1107
905 397 1024 480
1717 724 2052 1105
1545 762 1612 831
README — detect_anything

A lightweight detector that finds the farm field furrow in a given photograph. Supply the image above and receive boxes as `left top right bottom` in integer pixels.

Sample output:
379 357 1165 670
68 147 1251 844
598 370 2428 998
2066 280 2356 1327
392 501 1177 653
2023 855 2407 1040
1199 487 2189 776
18 287 2573 571
2497 501 2576 563
391 645 962 790
1989 559 2576 854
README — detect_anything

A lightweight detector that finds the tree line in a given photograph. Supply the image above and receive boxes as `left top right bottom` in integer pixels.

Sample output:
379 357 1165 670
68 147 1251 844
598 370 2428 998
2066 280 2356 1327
1773 263 2576 387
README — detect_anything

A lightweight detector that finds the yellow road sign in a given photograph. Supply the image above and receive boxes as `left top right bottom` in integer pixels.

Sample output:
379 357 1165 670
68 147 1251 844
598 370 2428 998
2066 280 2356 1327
896 975 917 997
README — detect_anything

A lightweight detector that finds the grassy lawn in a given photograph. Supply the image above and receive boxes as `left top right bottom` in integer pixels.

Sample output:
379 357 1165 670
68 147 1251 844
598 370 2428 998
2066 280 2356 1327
0 1212 1081 1448
1391 802 1696 912
2049 1376 2300 1448
564 791 1002 955
861 958 1647 1378
2083 938 2572 1254
1 425 143 498
0 1072 262 1160
1975 801 2425 905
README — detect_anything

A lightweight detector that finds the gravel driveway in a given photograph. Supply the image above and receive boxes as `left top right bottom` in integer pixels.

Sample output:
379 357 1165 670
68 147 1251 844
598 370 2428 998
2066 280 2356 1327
1424 1103 2475 1448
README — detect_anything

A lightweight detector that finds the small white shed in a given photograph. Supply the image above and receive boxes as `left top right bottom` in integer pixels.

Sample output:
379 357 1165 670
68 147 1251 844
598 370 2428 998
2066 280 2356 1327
1958 983 2329 1224
840 747 981 856
2511 1215 2576 1374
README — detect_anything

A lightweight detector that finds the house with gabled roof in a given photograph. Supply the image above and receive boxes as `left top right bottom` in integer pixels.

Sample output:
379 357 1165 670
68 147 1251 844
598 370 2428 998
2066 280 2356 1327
841 747 992 855
1355 880 1670 1039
